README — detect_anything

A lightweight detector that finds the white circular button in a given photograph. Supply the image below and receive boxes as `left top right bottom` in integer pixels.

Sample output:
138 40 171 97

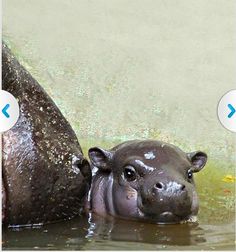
0 90 20 133
217 89 236 133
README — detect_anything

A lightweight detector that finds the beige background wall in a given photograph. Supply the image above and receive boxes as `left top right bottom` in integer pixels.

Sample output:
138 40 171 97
3 0 236 165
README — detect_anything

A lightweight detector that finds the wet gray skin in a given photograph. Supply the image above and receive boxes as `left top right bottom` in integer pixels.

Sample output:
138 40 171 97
88 140 207 224
2 43 92 226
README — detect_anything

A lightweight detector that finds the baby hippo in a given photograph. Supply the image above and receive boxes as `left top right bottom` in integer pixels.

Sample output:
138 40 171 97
88 140 207 224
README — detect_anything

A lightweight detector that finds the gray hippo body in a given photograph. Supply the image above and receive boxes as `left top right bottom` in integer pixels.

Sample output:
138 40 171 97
88 140 207 224
2 43 91 226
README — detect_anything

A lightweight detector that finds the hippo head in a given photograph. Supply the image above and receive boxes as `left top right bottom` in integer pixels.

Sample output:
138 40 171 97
88 140 207 224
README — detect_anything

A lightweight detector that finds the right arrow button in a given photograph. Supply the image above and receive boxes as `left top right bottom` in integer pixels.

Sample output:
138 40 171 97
218 90 236 133
227 104 235 119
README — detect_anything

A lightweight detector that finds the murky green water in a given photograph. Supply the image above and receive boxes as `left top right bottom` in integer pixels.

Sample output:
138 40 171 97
2 215 235 250
2 151 235 250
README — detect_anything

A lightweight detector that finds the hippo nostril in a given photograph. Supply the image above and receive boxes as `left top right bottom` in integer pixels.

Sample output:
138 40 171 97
155 182 164 190
181 184 185 191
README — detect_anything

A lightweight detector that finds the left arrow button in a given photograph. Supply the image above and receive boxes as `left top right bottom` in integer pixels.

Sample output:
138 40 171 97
2 104 10 118
0 90 19 132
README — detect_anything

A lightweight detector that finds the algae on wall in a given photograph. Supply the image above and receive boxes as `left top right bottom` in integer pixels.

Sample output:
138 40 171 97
3 0 236 170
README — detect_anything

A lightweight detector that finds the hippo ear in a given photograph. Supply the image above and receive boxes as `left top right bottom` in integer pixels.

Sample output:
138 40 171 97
72 155 92 181
188 151 207 172
88 147 113 171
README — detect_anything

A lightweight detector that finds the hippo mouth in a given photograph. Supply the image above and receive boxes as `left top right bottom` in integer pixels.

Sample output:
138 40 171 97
145 211 193 224
137 198 193 224
158 211 185 224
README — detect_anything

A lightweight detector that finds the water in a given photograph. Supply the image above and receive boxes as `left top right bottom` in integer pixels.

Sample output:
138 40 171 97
2 163 235 250
2 216 235 250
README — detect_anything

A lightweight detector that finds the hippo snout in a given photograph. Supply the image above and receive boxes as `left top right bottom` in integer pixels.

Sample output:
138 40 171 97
141 177 188 198
139 179 193 223
153 181 186 193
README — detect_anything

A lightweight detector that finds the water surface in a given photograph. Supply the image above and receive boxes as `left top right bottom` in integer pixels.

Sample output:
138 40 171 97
3 163 235 250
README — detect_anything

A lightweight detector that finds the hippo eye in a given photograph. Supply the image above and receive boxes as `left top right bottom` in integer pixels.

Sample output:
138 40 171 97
187 169 193 179
124 166 137 182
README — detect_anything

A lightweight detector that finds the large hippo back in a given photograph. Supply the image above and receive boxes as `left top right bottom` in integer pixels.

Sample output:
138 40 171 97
2 43 91 225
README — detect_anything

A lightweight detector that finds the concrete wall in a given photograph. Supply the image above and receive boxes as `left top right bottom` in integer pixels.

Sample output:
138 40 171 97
3 0 236 165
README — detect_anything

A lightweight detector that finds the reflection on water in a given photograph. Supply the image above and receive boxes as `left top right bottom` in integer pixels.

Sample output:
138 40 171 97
85 214 206 246
2 211 235 250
